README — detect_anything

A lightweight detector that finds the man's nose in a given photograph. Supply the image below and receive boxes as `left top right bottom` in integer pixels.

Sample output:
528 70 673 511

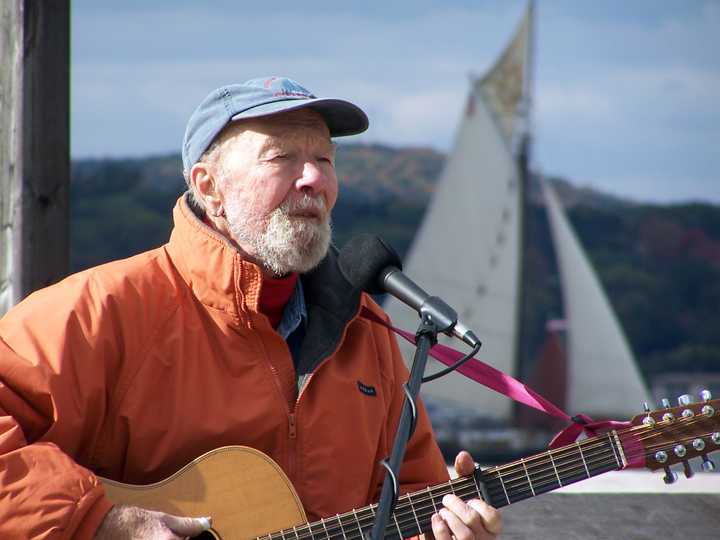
295 160 332 194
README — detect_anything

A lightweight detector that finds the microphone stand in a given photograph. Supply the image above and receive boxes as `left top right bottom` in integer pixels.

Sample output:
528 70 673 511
370 297 458 540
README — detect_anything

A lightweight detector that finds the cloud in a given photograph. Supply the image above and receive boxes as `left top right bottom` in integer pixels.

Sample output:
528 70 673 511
70 1 719 202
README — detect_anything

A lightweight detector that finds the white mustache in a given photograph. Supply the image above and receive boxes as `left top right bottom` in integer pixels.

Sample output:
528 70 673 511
282 195 326 216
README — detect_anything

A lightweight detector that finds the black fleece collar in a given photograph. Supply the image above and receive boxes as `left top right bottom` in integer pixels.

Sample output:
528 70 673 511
297 246 363 376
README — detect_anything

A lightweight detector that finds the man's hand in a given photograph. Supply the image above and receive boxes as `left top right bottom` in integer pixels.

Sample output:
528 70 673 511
95 505 212 539
430 451 502 540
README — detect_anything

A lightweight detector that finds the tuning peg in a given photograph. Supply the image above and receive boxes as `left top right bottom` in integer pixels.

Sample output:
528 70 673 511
682 461 694 479
641 402 656 426
663 466 678 484
700 389 712 402
678 394 693 406
661 398 671 408
701 456 716 472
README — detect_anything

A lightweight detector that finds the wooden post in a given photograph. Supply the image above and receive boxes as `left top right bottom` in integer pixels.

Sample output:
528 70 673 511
0 0 70 315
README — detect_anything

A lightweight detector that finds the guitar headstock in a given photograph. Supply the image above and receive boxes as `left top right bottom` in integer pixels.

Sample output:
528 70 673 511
629 390 719 483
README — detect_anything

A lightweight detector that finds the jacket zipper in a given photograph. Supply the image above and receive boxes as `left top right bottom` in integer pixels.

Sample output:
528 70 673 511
283 301 364 491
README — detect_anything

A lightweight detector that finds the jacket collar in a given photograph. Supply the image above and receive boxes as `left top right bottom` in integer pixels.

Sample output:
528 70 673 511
166 193 264 321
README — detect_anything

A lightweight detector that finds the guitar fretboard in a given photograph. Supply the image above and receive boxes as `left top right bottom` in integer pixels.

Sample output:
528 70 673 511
259 432 623 540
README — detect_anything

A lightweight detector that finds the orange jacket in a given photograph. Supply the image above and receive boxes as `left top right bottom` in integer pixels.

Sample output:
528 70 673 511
0 195 449 539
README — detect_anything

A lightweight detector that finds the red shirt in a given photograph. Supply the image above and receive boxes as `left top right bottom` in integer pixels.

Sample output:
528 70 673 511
200 214 297 329
259 273 299 328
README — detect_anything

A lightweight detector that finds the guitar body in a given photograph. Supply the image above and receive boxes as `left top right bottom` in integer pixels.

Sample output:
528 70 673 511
101 446 306 540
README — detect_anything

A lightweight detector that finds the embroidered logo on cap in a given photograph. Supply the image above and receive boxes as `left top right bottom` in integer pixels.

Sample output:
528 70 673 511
263 77 316 99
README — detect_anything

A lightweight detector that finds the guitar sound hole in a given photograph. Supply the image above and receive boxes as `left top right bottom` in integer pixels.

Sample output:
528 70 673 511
193 530 220 540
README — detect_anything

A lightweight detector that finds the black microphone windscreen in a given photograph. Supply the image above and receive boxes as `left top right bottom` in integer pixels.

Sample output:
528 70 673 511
338 234 403 295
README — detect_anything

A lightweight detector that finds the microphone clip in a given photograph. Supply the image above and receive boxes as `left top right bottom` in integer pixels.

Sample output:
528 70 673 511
418 295 458 338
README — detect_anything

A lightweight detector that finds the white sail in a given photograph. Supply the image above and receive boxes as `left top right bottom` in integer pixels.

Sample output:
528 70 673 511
383 84 522 420
383 3 533 420
541 180 652 417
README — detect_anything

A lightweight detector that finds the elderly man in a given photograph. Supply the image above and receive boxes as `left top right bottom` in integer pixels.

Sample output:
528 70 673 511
0 77 501 539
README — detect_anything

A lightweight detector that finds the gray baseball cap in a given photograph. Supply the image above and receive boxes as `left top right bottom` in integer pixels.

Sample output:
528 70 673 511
182 76 369 174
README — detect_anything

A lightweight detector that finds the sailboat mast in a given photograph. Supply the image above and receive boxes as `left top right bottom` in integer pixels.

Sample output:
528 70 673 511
512 0 536 422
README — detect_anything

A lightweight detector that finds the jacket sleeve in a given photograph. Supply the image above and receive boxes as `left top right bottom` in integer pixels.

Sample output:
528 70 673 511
0 275 120 539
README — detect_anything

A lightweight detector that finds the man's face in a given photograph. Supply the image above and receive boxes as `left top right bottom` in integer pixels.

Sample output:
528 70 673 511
215 109 338 276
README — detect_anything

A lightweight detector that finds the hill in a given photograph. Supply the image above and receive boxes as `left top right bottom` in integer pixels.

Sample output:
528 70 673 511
70 144 720 383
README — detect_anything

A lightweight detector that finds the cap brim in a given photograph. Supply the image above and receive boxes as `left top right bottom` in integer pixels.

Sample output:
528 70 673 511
230 97 369 137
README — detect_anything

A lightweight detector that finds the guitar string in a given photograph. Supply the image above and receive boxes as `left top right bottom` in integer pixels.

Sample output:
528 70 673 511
483 443 621 487
490 418 715 500
479 431 638 490
486 420 715 493
266 445 693 540
263 415 717 540
407 421 712 524
266 444 680 540
347 417 718 538
359 420 715 540
482 430 717 505
397 433 709 537
267 450 622 540
487 415 714 485
478 455 621 503
262 435 624 539
273 453 625 540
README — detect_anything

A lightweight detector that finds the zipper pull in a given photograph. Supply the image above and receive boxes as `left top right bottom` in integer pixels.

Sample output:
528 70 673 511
288 412 297 439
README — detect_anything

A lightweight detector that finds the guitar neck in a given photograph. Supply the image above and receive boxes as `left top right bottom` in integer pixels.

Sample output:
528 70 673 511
265 432 624 540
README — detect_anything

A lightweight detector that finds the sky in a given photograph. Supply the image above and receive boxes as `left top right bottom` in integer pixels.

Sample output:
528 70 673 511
71 1 720 204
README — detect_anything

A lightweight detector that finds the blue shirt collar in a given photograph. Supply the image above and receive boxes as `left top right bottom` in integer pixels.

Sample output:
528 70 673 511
276 277 307 340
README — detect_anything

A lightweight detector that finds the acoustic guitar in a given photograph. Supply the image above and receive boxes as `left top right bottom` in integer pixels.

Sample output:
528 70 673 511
102 395 720 540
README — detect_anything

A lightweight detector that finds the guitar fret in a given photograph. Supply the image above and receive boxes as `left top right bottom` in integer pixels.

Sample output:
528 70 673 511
496 470 511 505
292 525 301 540
426 486 439 513
521 458 535 497
352 508 364 538
406 491 422 532
607 432 622 468
612 430 628 468
279 529 286 540
336 514 348 540
471 470 486 503
392 513 403 539
320 517 330 540
548 452 563 487
577 441 591 478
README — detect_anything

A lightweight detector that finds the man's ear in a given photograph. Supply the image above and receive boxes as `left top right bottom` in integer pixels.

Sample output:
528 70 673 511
190 162 224 217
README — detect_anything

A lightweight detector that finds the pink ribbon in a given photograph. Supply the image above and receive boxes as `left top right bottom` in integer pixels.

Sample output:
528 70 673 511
362 307 636 456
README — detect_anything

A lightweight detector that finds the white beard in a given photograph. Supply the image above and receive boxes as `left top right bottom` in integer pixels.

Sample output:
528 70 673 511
225 193 332 276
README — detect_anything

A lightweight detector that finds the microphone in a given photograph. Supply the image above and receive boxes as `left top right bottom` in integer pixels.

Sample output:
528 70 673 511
338 234 481 348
